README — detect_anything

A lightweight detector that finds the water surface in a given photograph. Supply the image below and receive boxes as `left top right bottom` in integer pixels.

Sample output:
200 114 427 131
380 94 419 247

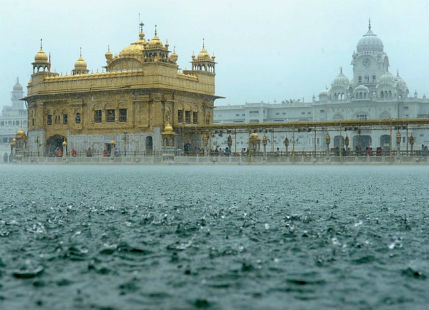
0 165 428 309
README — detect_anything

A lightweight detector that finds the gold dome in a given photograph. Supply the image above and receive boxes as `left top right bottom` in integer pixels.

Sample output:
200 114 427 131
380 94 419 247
197 47 210 61
17 129 25 137
169 47 178 63
250 132 259 140
162 123 175 135
74 56 87 69
34 49 48 63
148 35 163 48
105 48 113 58
119 43 144 57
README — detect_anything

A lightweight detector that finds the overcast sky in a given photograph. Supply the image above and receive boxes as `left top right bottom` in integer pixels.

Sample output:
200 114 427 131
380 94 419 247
1 0 428 109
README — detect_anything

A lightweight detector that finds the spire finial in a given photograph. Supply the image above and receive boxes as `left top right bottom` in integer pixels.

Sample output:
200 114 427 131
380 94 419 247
340 66 343 74
202 38 205 49
108 44 110 52
16 77 19 83
173 45 176 53
80 47 82 58
154 24 157 36
368 18 371 31
40 38 43 50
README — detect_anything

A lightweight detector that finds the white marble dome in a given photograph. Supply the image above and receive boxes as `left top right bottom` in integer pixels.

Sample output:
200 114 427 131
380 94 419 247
378 72 395 86
355 84 369 92
319 90 328 97
332 69 350 88
357 27 384 53
395 73 408 90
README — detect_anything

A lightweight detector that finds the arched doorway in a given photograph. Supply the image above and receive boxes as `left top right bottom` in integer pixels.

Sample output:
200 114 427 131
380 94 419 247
352 135 372 154
380 135 391 151
333 136 345 149
145 136 153 154
184 142 191 155
46 135 66 156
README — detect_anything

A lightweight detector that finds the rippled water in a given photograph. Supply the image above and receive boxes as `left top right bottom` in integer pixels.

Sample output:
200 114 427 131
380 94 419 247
0 165 428 310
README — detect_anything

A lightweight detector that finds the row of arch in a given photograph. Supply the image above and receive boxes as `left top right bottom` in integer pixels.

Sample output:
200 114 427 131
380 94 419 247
331 111 392 120
45 134 154 156
330 89 403 101
332 135 393 150
191 63 215 73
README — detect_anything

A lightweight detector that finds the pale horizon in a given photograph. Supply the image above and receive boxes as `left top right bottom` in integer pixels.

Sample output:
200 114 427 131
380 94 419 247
1 0 428 109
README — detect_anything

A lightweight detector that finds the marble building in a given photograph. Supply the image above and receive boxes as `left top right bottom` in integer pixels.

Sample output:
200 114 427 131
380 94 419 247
0 78 27 161
213 22 429 152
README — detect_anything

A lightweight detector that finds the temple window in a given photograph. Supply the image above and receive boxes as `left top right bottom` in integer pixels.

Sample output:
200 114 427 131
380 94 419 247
55 115 60 124
193 112 198 124
178 110 183 123
372 75 376 82
185 111 191 124
63 114 68 124
358 76 362 83
119 109 127 122
94 110 102 123
106 109 115 122
356 114 367 120
75 113 81 124
47 115 52 125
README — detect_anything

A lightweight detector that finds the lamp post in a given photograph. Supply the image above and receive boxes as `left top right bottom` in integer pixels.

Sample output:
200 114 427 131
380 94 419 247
227 135 232 155
396 132 401 157
325 133 330 157
345 136 349 155
203 133 209 156
10 138 16 161
36 136 40 157
123 132 128 156
161 123 175 158
284 137 289 156
249 132 259 157
62 140 67 158
409 134 414 156
262 135 268 158
110 139 115 157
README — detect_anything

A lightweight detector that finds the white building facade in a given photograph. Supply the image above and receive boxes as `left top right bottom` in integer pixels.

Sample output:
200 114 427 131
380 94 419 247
213 23 429 153
0 78 27 161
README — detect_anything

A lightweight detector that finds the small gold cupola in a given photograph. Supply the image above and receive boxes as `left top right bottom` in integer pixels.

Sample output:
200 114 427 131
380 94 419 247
73 48 89 75
148 25 163 48
143 25 169 63
105 45 113 64
192 39 216 74
32 39 50 73
169 46 178 63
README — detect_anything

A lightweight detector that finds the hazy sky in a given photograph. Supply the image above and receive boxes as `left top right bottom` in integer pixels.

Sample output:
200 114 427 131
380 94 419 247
1 0 428 109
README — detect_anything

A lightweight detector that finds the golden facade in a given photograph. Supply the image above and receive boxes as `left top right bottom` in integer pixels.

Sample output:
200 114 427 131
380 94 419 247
24 23 220 155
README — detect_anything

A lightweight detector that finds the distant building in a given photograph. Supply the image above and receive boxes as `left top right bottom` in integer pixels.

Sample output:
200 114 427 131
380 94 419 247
0 78 27 161
213 22 429 152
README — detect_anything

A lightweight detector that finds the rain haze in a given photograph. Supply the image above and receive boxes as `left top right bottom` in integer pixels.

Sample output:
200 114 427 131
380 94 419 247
0 0 428 108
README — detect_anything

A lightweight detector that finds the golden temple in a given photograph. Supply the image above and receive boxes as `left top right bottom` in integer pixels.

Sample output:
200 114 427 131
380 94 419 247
23 22 220 155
